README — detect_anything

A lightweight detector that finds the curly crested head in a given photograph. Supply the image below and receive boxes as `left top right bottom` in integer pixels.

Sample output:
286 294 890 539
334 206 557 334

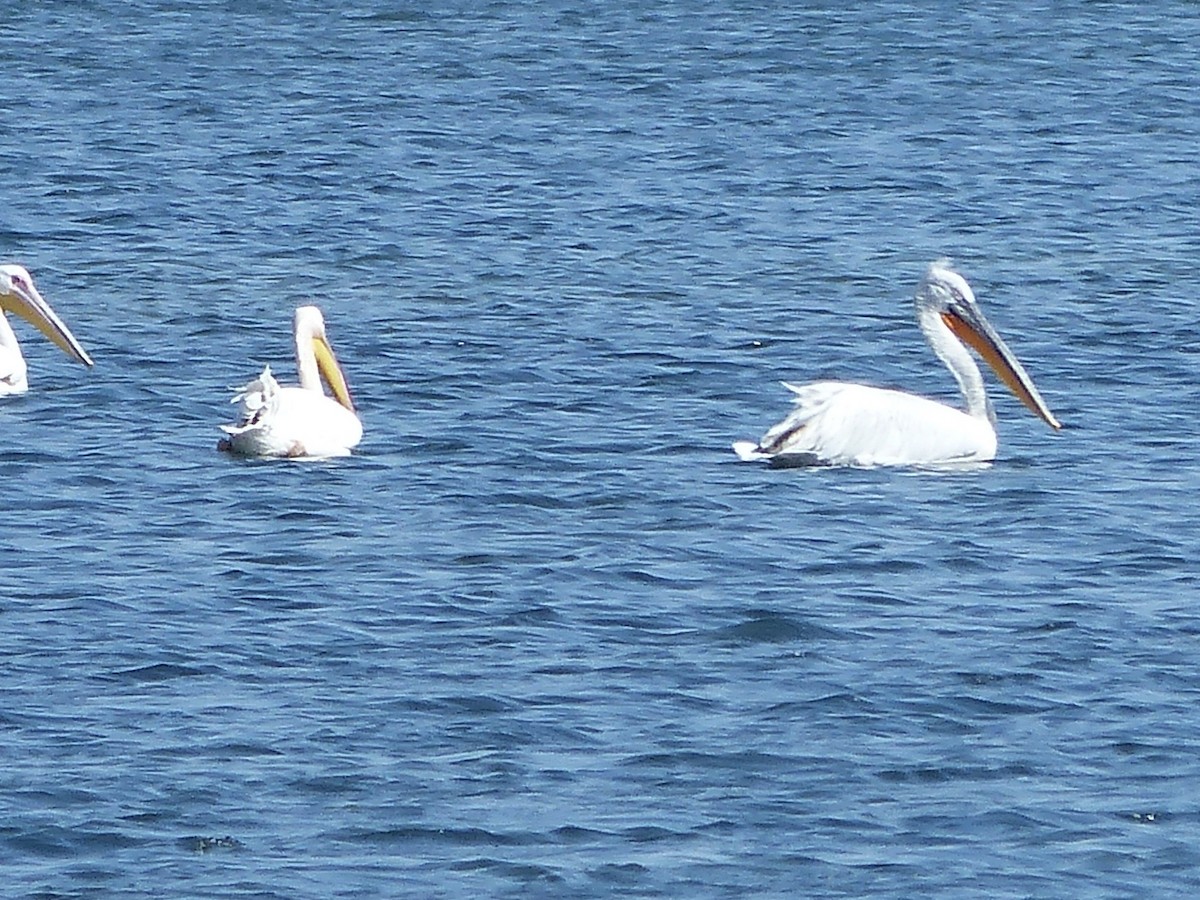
916 259 978 316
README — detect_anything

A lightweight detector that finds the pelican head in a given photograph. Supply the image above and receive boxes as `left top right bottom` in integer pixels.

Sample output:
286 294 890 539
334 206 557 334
294 304 354 412
0 264 94 368
916 261 1060 430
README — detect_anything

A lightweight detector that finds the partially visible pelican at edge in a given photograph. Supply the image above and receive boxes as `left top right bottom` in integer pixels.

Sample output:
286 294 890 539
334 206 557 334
0 263 94 394
732 260 1061 467
219 305 362 458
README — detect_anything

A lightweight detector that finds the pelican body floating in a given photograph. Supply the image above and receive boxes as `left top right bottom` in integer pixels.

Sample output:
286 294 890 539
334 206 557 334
220 305 362 458
733 261 1060 467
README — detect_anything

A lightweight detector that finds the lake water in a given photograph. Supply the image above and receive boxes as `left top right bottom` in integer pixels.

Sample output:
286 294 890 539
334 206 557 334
3 2 1200 897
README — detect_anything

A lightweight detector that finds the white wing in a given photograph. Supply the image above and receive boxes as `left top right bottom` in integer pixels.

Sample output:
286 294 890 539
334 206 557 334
735 382 996 467
221 365 362 458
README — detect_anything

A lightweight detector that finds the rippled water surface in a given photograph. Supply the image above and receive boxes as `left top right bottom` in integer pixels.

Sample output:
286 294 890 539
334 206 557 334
3 2 1200 897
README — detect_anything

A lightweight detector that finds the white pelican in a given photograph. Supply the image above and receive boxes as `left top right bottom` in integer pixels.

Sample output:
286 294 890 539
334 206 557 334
733 261 1061 467
0 263 93 394
219 305 363 458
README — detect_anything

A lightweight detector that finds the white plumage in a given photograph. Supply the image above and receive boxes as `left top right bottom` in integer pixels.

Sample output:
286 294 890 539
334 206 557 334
0 264 93 395
733 261 1060 467
220 306 362 458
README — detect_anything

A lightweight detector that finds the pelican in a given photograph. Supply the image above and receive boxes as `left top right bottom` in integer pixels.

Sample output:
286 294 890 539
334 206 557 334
219 305 362 458
732 261 1061 467
0 263 93 394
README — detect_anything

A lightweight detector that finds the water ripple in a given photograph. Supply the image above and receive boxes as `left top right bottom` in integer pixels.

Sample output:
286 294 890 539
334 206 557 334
4 3 1200 898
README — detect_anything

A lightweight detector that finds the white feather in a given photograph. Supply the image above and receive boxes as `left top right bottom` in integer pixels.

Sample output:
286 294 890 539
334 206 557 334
733 262 1059 467
219 307 363 459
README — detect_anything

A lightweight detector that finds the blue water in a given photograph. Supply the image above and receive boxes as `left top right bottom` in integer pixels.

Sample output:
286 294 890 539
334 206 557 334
3 2 1200 897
